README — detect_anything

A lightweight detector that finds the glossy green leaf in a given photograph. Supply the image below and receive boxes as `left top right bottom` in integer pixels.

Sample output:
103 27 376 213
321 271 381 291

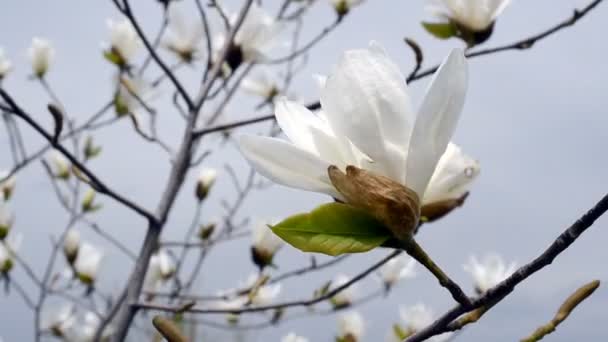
422 22 458 39
270 203 391 256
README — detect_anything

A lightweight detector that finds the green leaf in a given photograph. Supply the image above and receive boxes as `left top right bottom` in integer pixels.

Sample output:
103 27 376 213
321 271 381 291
270 203 391 256
422 22 458 39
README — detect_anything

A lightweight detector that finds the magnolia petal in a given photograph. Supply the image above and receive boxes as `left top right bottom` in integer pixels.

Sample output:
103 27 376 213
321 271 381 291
239 135 340 198
321 42 412 181
275 99 326 154
406 48 467 196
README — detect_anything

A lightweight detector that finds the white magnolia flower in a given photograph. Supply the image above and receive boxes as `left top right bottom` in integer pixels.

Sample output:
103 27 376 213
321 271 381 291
330 274 358 307
28 37 54 78
337 311 365 341
463 253 516 293
163 3 205 62
251 220 283 265
281 332 309 342
399 304 453 342
0 233 22 273
423 143 480 205
63 229 80 264
196 168 217 201
215 3 283 65
243 274 281 306
0 203 14 239
241 72 279 99
73 243 103 285
379 254 416 288
49 150 71 179
114 74 155 116
0 171 16 200
67 311 113 342
0 48 12 78
240 42 468 212
427 0 511 32
143 249 176 292
41 303 76 337
104 18 140 65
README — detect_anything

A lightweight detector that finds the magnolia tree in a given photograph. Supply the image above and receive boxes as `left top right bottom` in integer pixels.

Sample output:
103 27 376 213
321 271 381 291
0 0 606 341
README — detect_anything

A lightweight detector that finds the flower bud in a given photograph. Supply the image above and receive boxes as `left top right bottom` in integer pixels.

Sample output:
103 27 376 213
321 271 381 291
50 151 71 180
195 168 217 201
28 37 54 78
63 229 80 265
82 189 102 213
0 48 12 80
74 243 103 285
198 222 216 240
84 136 102 160
337 311 365 342
328 165 420 241
0 204 14 240
0 172 16 201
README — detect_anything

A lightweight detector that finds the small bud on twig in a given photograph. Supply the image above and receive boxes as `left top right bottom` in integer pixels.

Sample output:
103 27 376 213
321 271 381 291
47 103 64 144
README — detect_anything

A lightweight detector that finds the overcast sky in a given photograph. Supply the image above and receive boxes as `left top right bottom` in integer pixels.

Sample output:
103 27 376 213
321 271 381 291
1 0 608 341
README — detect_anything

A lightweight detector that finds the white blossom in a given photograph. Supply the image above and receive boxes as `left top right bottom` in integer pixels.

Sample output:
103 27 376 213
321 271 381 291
73 243 103 285
0 233 22 273
104 18 140 65
41 304 76 337
243 274 281 306
281 332 309 342
65 311 113 342
196 168 217 201
241 72 279 99
329 274 357 307
114 74 155 116
215 3 283 63
143 249 175 292
427 0 511 32
28 37 54 78
0 48 12 78
463 253 516 293
0 203 15 239
49 150 71 179
399 304 453 342
0 171 16 200
239 42 468 206
337 311 365 341
163 3 205 61
251 220 283 257
423 143 480 205
63 229 80 263
378 254 416 288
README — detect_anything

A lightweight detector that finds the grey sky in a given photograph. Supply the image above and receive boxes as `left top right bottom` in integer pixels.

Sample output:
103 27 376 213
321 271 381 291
1 0 607 341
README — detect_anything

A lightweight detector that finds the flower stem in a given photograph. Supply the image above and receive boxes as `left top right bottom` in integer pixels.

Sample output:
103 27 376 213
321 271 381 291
401 238 472 307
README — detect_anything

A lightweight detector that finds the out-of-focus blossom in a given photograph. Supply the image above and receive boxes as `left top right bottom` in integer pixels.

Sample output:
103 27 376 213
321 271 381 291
41 304 76 338
113 74 155 117
28 37 54 78
63 229 80 265
241 71 279 100
281 332 309 342
337 311 365 342
463 253 516 294
329 274 357 308
243 274 281 306
0 233 22 274
0 171 16 201
163 3 205 62
214 3 283 69
0 203 15 240
49 150 71 180
378 254 416 289
64 311 113 341
330 0 364 17
73 243 103 285
103 18 140 67
0 48 12 79
395 303 453 342
196 168 217 201
143 249 176 292
251 220 283 269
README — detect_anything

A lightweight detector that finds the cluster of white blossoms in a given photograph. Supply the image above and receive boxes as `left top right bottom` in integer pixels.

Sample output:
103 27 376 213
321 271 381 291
41 305 113 340
0 172 19 275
